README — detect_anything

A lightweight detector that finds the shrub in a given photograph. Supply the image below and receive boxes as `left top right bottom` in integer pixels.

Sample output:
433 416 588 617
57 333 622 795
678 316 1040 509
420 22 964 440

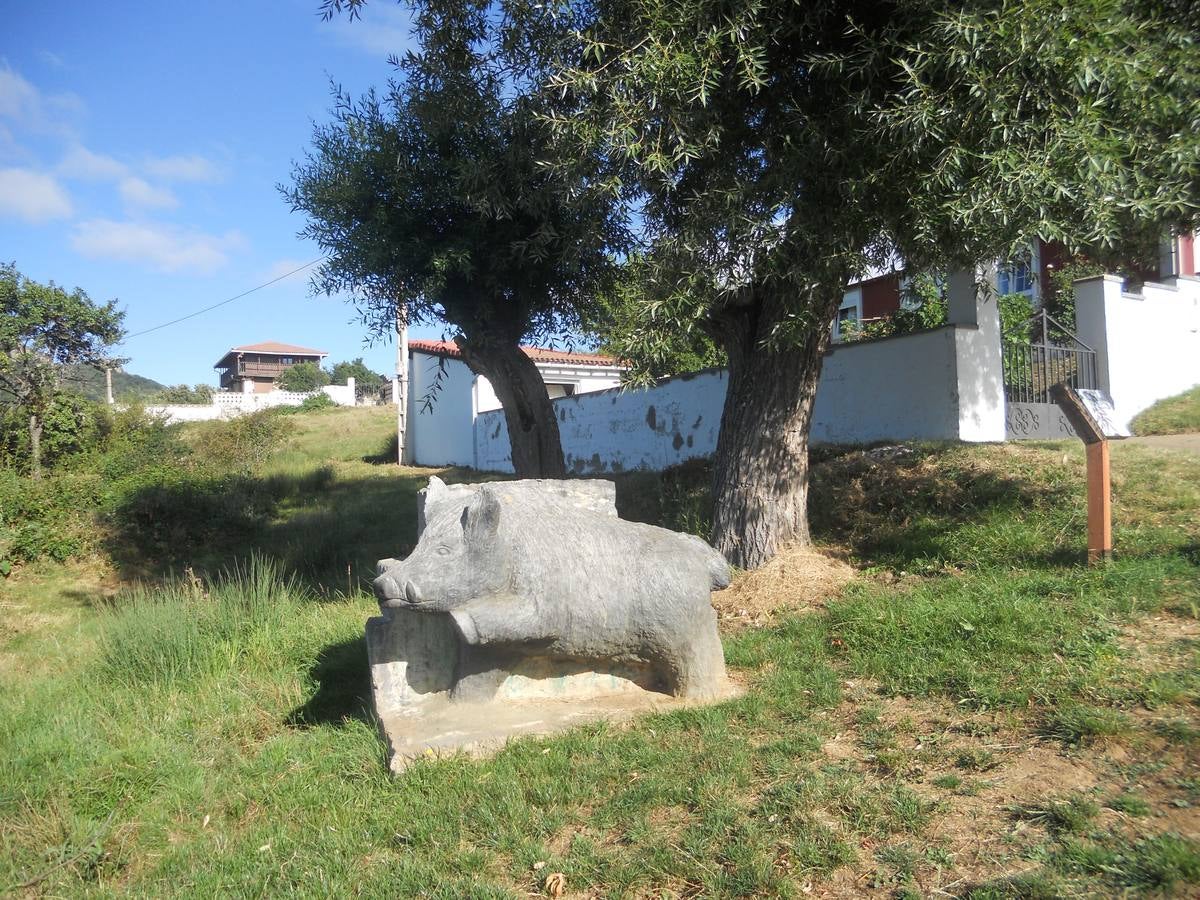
0 392 109 472
277 361 329 392
300 392 336 411
150 383 214 404
191 410 294 472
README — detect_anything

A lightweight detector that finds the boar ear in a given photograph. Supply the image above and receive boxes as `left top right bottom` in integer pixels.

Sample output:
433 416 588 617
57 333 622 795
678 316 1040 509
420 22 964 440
425 476 447 502
462 490 501 539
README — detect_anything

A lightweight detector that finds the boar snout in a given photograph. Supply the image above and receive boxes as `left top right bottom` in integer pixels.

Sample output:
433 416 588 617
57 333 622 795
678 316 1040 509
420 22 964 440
373 571 428 608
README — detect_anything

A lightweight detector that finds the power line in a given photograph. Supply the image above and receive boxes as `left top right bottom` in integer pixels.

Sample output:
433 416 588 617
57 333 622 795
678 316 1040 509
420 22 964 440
119 256 327 342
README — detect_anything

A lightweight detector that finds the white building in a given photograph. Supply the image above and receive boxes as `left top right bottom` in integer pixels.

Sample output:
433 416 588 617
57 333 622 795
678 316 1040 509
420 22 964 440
405 340 627 467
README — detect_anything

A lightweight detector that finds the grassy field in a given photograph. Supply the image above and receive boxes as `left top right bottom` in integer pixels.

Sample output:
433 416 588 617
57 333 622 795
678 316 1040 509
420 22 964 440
1 406 1197 897
1132 386 1200 436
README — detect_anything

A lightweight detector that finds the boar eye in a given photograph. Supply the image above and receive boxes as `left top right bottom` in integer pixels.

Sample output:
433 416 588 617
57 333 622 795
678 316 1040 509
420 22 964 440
436 546 452 557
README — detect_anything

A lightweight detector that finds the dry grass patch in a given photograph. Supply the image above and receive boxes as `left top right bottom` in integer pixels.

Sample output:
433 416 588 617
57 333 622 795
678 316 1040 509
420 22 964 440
714 545 856 629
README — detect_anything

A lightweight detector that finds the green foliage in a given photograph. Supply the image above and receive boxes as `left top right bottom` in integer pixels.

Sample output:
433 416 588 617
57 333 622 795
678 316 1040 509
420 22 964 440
190 410 294 472
276 361 329 393
328 357 382 387
0 263 125 475
59 364 165 403
150 383 213 404
284 8 626 353
586 256 725 382
840 274 950 344
0 393 105 473
97 555 309 686
998 293 1036 343
300 392 336 412
1131 386 1200 436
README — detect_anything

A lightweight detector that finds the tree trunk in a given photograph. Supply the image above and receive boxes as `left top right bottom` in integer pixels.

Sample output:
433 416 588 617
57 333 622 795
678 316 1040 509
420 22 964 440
709 289 840 570
29 413 43 480
456 336 567 478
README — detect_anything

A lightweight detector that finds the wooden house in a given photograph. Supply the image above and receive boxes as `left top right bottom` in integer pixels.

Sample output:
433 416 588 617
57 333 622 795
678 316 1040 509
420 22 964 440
214 341 328 393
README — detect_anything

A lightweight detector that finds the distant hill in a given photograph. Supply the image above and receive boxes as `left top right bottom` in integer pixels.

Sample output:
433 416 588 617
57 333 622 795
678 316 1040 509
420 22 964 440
60 365 167 403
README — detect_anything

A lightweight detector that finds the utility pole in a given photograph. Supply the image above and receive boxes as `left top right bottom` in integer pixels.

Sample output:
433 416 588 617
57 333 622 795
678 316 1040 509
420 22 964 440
396 303 409 466
104 365 115 405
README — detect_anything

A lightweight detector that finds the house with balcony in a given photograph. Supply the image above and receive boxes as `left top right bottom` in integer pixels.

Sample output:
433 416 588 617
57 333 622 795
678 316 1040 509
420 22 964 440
214 341 328 393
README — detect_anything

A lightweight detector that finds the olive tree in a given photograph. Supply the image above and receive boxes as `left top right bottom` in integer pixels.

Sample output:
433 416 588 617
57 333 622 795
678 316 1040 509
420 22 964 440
288 1 627 476
546 0 1198 567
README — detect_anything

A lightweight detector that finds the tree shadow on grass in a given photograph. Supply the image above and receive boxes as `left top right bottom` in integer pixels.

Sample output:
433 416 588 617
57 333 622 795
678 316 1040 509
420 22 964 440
286 636 374 728
100 468 432 592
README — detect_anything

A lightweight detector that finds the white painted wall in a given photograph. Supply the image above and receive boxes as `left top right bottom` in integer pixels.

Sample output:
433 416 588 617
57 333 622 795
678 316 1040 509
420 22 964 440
811 328 962 443
472 362 623 413
407 349 626 467
145 382 356 424
473 317 998 474
475 370 728 474
408 353 477 467
1075 274 1200 428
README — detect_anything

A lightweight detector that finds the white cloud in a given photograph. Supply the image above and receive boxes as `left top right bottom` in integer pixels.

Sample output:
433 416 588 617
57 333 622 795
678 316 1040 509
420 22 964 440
261 258 319 283
144 153 222 182
0 63 82 135
71 219 246 273
119 176 178 210
0 167 73 222
324 5 416 57
38 50 66 69
58 144 128 180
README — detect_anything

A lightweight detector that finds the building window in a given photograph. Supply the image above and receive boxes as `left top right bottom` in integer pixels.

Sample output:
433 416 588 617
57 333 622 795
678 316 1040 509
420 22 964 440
280 356 293 365
997 260 1034 297
833 304 859 341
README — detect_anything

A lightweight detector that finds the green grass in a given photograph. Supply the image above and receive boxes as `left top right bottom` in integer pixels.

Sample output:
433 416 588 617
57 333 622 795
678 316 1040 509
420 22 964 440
1 417 1198 895
1131 385 1200 435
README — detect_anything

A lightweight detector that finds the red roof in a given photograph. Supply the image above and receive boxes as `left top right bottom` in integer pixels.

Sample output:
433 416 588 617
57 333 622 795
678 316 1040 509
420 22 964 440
229 341 328 356
408 339 622 368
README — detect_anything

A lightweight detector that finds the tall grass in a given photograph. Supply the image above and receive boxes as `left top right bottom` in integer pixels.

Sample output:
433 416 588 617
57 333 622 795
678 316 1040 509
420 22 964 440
96 554 311 686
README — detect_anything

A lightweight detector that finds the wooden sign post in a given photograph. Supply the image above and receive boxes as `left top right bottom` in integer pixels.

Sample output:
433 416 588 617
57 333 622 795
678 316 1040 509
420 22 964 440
1049 384 1129 564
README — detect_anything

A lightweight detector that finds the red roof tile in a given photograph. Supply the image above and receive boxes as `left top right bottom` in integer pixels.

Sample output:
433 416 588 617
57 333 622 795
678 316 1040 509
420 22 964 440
408 339 623 368
229 341 328 356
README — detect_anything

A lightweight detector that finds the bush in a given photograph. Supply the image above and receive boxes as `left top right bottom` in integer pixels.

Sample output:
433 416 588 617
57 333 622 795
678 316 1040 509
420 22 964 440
0 393 108 473
150 384 214 404
300 392 336 411
191 410 294 472
277 362 329 392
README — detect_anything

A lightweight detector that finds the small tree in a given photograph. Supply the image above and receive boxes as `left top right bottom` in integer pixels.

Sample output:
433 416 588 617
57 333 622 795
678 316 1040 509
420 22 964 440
0 263 124 478
288 1 627 477
328 357 386 401
277 361 330 393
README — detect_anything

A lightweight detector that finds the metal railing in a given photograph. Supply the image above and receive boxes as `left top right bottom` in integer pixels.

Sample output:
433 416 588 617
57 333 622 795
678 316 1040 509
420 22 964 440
1002 310 1097 403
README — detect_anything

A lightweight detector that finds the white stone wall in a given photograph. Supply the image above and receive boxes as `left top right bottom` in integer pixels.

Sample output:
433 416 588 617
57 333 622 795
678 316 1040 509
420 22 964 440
145 381 356 424
1075 274 1200 428
473 320 995 474
475 370 728 475
811 328 963 444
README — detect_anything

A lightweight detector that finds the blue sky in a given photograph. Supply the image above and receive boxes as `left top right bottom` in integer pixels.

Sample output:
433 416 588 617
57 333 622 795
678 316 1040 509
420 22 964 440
1 1 452 386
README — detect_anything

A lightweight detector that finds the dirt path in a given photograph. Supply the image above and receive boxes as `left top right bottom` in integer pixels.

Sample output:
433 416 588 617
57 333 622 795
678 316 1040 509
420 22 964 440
1126 432 1200 454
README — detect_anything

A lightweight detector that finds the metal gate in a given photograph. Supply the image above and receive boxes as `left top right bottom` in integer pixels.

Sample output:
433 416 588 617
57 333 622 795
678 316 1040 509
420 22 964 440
1003 310 1098 438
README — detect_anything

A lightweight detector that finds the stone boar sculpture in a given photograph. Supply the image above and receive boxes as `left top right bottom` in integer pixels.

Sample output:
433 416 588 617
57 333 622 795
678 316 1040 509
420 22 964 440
374 476 731 700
